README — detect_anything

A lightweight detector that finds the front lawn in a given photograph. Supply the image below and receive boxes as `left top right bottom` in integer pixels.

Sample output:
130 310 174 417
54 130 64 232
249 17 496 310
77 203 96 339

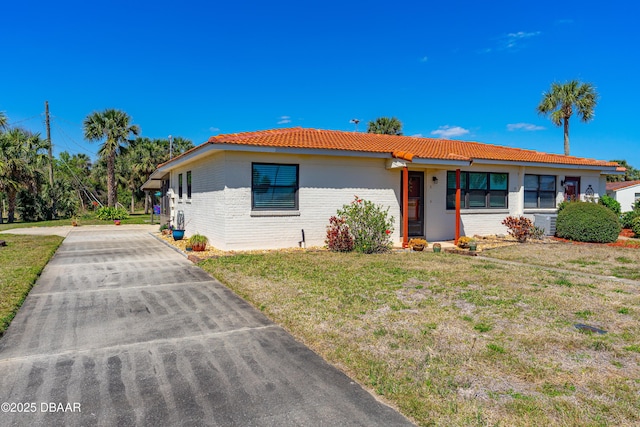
0 212 153 232
200 249 640 426
0 234 63 335
483 242 640 280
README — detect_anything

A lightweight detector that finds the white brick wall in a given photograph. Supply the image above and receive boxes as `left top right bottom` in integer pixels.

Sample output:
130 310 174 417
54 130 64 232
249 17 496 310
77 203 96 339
168 152 401 250
165 151 610 249
222 152 401 250
170 152 226 248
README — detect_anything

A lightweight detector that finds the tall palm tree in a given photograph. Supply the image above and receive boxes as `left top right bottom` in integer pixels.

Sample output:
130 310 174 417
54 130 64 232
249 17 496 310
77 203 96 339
537 80 598 156
367 117 403 135
0 111 8 131
83 109 140 207
0 128 47 222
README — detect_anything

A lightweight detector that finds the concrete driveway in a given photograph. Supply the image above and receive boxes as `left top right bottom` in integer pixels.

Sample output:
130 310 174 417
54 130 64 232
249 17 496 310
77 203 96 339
0 226 413 426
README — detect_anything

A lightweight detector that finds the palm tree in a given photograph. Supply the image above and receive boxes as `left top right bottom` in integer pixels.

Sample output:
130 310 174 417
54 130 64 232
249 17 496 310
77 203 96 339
83 109 140 207
537 80 598 156
0 128 47 222
0 111 8 131
367 117 403 136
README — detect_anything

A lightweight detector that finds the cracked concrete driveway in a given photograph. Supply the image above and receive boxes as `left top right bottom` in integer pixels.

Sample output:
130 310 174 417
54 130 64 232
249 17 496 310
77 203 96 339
0 226 413 426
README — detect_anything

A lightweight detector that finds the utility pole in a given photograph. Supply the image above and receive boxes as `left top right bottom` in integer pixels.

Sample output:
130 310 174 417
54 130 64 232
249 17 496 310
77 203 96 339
45 101 53 186
45 101 56 218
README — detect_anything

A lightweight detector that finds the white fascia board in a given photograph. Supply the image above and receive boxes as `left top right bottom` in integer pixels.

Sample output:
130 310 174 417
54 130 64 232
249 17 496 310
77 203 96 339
209 143 391 159
471 158 619 172
601 170 626 176
140 178 162 191
410 158 472 167
202 143 474 168
148 169 169 180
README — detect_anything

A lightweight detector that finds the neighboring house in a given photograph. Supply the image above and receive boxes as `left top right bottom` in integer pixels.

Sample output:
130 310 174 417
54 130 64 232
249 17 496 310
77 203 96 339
141 128 620 250
606 180 640 212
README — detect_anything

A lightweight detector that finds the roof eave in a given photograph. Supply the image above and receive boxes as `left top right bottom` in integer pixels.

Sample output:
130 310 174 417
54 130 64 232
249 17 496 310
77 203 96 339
472 158 619 171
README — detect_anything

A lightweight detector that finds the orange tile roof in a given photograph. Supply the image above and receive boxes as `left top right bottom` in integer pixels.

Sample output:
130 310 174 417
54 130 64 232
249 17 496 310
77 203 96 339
163 127 618 168
211 128 619 167
606 180 640 191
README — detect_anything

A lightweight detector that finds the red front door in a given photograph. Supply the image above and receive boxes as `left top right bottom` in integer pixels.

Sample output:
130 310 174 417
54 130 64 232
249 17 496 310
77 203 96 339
564 177 580 201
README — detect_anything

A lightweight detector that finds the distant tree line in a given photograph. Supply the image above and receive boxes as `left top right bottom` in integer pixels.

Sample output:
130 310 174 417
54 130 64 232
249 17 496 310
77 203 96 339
0 109 194 223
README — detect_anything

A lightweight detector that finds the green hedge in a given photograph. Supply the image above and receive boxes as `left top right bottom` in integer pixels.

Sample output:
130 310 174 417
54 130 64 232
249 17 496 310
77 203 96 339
621 210 640 229
556 202 621 243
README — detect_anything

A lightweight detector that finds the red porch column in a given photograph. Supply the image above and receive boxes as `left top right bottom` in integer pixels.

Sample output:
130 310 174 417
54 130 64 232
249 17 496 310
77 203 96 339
455 168 461 245
402 166 409 248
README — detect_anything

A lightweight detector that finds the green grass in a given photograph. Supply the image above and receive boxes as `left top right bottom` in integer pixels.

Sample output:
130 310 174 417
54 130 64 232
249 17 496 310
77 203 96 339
200 249 640 426
0 212 153 231
0 234 63 335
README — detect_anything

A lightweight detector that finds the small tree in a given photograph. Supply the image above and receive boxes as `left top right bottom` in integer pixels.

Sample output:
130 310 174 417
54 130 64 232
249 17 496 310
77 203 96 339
335 196 394 254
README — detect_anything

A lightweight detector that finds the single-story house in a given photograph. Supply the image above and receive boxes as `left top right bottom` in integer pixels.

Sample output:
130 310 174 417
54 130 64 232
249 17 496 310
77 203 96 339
606 180 640 212
141 128 620 250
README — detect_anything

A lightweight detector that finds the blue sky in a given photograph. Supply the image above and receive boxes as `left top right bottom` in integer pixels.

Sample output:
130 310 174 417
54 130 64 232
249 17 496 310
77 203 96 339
2 0 639 167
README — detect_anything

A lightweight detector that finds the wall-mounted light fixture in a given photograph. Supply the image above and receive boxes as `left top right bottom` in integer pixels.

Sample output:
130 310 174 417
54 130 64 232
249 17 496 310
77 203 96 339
432 176 438 183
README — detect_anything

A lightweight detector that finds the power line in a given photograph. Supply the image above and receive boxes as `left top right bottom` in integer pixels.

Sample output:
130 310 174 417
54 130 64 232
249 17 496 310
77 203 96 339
50 118 95 157
8 114 42 127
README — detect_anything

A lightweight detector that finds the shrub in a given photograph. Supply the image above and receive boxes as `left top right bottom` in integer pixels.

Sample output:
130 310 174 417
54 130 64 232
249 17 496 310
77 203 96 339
325 216 355 252
598 194 621 215
632 217 640 237
188 233 208 245
621 210 640 229
530 226 546 240
502 216 534 242
556 201 621 243
336 196 394 254
96 206 129 220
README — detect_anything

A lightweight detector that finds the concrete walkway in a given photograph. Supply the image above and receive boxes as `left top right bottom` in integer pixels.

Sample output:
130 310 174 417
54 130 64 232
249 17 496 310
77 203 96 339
0 226 413 426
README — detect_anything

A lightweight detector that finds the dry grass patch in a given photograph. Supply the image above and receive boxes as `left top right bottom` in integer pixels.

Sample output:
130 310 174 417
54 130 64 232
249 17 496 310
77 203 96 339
200 250 640 426
483 242 640 280
0 233 63 335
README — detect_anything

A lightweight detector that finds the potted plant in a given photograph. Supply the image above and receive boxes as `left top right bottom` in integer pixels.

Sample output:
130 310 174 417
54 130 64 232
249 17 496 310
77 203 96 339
189 233 208 251
114 219 121 226
172 229 185 241
432 242 442 253
457 236 475 249
71 217 78 227
408 238 428 251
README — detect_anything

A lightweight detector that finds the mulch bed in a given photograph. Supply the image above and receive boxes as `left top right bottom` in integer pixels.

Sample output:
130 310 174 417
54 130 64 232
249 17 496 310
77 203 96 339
551 229 640 248
620 228 636 238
